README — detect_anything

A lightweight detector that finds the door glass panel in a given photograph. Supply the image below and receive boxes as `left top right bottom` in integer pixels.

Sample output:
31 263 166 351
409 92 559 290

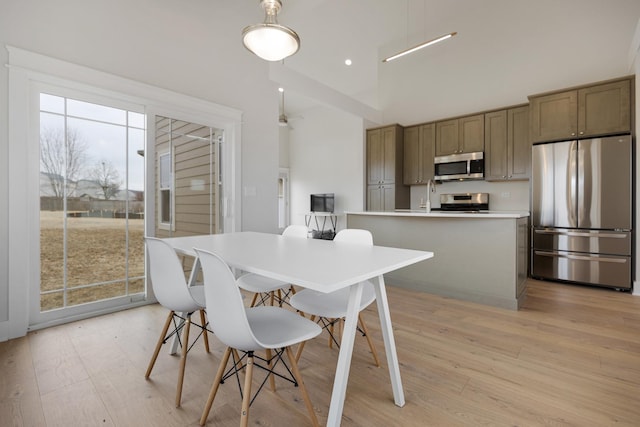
39 93 145 312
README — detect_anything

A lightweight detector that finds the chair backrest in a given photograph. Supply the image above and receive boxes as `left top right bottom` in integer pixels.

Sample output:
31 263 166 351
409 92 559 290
145 237 202 312
194 248 262 351
334 229 373 246
282 224 309 239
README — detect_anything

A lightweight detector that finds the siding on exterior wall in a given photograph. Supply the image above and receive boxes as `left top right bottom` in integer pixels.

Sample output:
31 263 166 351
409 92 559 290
154 116 220 238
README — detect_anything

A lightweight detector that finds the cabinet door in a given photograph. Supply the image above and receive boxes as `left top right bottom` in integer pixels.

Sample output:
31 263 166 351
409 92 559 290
381 185 396 212
508 105 530 179
578 80 631 137
484 110 508 181
403 126 421 185
435 119 459 156
530 90 578 143
420 123 436 181
459 114 484 153
366 129 384 184
366 185 382 211
381 126 397 183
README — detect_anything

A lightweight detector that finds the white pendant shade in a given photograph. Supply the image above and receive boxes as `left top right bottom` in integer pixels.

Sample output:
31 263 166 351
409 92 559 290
242 23 300 62
242 0 300 62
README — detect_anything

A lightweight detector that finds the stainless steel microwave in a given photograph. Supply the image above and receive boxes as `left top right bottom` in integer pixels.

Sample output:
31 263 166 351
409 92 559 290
434 152 484 181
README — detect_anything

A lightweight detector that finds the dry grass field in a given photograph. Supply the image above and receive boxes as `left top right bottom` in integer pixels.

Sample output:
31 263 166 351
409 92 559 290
39 210 145 311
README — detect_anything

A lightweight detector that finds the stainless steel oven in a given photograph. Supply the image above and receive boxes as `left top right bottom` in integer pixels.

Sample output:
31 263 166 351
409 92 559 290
434 152 484 181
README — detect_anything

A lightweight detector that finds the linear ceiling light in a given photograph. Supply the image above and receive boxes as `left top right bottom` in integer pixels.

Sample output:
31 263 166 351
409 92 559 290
382 31 457 63
242 0 300 62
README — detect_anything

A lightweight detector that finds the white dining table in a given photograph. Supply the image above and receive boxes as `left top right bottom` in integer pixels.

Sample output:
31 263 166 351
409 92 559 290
162 231 433 427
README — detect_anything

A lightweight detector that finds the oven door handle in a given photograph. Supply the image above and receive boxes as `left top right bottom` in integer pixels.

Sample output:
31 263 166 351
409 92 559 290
534 250 627 263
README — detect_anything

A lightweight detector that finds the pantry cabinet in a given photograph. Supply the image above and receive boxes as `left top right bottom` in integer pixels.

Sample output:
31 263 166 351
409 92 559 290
366 125 409 211
529 78 631 143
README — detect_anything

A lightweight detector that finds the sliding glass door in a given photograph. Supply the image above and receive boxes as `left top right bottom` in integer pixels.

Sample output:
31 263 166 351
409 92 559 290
38 91 145 313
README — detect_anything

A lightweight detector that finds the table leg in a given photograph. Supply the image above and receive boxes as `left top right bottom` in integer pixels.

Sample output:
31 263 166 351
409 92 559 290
372 274 405 407
169 257 201 355
326 282 363 427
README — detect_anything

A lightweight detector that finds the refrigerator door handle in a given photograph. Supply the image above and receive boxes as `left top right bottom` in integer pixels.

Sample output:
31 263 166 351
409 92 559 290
533 229 628 239
534 250 628 263
568 141 578 226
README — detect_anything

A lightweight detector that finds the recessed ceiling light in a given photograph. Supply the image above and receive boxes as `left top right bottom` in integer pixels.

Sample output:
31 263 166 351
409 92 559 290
278 87 284 92
344 59 352 66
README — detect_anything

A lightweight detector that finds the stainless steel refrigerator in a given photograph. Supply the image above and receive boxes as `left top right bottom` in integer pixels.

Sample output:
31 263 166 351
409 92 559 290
531 134 633 290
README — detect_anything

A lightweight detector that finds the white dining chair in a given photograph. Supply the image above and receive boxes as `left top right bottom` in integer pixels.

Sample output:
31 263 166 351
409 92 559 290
289 229 381 367
237 224 308 307
144 237 210 407
195 248 321 427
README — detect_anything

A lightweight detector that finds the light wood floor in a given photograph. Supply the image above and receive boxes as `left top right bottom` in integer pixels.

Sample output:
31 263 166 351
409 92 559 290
2 279 640 426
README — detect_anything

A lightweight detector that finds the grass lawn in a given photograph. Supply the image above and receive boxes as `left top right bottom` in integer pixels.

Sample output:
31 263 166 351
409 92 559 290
39 210 145 311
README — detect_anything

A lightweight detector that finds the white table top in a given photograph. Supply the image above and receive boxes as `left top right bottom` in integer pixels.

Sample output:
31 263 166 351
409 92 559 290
163 231 433 294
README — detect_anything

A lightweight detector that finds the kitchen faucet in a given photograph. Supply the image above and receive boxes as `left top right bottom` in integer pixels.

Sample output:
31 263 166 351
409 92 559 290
419 179 436 212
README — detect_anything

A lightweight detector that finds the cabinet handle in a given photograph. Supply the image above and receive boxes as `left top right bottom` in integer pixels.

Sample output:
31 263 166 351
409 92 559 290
579 131 584 135
571 132 576 136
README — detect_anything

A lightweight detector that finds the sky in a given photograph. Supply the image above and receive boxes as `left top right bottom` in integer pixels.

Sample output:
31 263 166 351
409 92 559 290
39 93 146 192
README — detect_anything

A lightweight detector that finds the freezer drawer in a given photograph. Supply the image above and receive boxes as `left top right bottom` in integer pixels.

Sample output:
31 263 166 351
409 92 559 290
532 228 631 256
532 250 631 289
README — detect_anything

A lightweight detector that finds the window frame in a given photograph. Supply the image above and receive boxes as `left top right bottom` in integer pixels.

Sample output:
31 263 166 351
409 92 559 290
158 150 173 230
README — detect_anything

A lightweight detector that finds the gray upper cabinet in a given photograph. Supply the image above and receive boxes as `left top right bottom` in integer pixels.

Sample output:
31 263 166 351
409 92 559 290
403 123 435 185
485 106 530 181
435 114 484 156
529 78 631 143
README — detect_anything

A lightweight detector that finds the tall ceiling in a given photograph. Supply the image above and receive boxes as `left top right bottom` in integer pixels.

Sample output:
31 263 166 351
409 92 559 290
231 0 640 122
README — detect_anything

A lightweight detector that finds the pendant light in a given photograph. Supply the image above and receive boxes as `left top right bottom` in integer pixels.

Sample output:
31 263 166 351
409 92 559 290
383 32 457 63
242 0 300 62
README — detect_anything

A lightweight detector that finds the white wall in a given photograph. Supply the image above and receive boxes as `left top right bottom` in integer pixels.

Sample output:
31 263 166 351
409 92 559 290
288 106 364 230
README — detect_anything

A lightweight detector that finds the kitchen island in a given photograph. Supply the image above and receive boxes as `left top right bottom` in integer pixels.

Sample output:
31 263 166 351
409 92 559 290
346 210 529 310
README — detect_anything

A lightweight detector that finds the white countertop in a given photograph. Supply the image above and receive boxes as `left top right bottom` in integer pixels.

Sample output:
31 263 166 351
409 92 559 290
346 210 530 219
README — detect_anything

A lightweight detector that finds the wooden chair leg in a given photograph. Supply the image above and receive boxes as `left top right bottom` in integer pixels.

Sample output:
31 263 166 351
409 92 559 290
175 314 191 407
285 347 320 427
265 348 276 392
358 313 380 367
145 311 174 378
269 291 275 306
328 319 335 349
240 354 255 427
249 293 259 307
200 309 210 353
200 347 232 426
